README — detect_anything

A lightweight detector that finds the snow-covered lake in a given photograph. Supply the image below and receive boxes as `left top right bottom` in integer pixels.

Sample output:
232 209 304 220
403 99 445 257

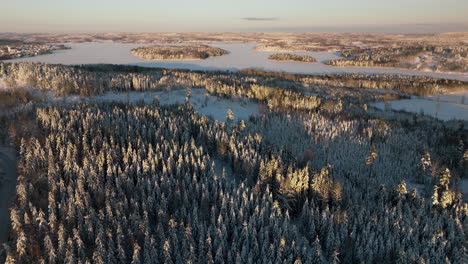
7 42 468 81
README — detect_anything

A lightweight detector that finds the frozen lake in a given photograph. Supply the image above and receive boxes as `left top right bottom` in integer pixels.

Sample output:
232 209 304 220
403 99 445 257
372 92 468 121
7 42 468 81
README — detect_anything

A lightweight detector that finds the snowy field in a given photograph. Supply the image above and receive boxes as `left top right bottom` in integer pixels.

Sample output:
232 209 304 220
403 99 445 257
372 92 468 121
460 180 468 198
63 89 259 122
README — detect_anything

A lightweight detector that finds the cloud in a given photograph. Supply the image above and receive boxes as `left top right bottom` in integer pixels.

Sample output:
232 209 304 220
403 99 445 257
242 17 278 21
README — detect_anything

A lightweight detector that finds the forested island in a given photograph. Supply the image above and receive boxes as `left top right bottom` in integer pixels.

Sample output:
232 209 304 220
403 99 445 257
130 44 228 60
327 45 468 73
268 53 317 63
0 62 467 263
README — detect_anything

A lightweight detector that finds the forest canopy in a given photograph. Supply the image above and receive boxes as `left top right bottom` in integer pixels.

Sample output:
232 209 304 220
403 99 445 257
0 61 467 263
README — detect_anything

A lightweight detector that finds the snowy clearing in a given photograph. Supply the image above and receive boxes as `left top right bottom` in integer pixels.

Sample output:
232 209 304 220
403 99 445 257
460 180 468 199
372 97 468 121
82 89 259 122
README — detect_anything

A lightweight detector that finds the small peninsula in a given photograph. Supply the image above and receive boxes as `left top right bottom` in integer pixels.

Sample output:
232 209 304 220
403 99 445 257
130 44 228 60
0 40 69 60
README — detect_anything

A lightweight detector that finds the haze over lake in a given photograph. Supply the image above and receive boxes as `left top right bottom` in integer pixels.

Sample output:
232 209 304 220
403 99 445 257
9 42 468 81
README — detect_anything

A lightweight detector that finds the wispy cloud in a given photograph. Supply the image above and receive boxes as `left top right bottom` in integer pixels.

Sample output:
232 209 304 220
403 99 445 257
242 17 278 21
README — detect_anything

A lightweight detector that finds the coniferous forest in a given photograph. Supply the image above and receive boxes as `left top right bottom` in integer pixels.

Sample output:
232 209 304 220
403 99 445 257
0 62 467 263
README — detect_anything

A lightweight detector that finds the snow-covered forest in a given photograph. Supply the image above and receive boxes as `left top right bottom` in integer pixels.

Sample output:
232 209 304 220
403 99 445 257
2 63 466 97
130 45 228 60
0 62 467 263
268 54 317 63
327 45 468 73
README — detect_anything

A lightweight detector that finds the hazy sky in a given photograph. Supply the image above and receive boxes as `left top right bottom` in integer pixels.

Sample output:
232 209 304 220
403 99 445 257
1 0 467 33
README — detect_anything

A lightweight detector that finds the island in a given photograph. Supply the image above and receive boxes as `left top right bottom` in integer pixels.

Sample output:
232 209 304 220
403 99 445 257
268 53 317 63
130 44 228 60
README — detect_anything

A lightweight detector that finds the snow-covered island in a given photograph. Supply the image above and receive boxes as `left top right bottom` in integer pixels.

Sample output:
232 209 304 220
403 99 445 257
268 53 317 63
130 44 228 60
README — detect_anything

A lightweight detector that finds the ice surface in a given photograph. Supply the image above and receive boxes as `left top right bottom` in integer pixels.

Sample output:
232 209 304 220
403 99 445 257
372 92 468 121
426 92 468 105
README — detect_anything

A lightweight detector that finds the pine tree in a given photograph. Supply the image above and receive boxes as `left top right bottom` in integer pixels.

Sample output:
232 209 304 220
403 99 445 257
330 249 340 264
396 181 408 197
226 107 234 122
131 243 142 264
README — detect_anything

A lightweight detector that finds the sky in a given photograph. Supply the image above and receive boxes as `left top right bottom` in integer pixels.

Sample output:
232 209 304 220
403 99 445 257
1 0 467 33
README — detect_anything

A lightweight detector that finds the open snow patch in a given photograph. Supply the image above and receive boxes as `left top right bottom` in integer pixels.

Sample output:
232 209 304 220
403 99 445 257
91 89 259 122
459 179 468 197
372 97 468 121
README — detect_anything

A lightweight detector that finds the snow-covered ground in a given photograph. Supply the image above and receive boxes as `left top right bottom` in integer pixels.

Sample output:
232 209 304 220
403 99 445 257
459 180 468 199
372 92 468 121
0 80 6 90
65 89 259 122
